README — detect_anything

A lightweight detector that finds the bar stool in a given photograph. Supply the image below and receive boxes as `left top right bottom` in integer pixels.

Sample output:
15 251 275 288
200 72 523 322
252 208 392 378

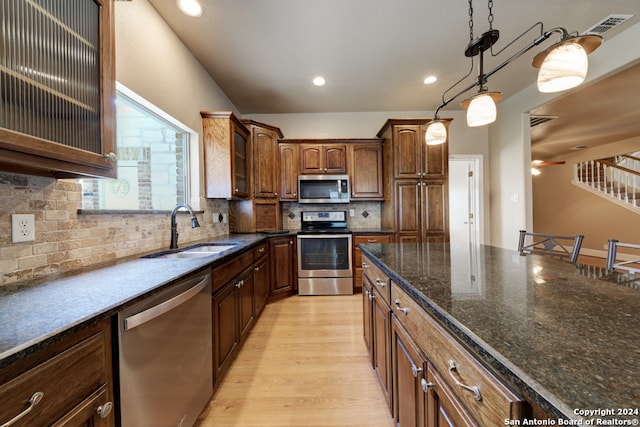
517 230 585 264
606 239 640 274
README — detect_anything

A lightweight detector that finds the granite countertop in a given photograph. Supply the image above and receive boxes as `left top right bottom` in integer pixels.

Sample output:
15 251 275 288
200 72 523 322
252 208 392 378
359 242 640 422
0 234 266 368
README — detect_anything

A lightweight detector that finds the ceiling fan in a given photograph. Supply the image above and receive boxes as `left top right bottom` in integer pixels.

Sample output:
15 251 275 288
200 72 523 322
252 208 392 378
531 160 566 175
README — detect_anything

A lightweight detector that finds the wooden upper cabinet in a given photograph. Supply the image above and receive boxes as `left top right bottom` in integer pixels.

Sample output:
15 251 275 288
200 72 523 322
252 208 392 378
0 0 116 178
348 142 384 200
394 126 423 179
202 111 251 200
279 143 299 201
300 143 346 174
385 121 449 180
242 120 284 199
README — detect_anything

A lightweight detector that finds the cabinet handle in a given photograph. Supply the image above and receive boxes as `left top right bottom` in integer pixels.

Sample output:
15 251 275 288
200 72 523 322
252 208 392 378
367 239 378 243
104 152 117 161
394 299 408 314
1 391 44 427
289 241 293 245
236 279 244 288
259 247 265 253
362 262 369 268
254 266 260 271
275 192 278 196
420 378 434 393
411 364 423 377
96 401 113 419
448 360 482 400
375 278 386 288
368 292 375 301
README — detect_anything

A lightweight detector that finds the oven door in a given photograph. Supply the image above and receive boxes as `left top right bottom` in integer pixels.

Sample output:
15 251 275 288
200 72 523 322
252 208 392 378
297 234 353 278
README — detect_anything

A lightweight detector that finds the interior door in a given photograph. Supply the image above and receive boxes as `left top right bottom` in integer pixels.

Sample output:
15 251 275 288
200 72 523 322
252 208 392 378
448 157 482 245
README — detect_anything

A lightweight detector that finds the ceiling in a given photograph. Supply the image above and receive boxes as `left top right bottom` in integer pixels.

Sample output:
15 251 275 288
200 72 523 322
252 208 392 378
146 0 640 157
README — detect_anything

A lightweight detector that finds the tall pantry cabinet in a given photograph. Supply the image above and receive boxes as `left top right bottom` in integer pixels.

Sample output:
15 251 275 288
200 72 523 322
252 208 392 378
377 119 452 243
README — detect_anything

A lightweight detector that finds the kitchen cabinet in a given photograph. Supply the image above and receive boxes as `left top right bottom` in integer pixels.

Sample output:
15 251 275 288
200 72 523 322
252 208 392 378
279 143 299 201
377 119 451 243
269 236 297 301
299 143 347 174
201 111 251 199
0 320 114 426
395 180 448 243
392 316 428 427
391 282 524 426
353 233 392 292
242 120 284 199
390 124 447 180
0 0 116 179
230 199 281 232
362 255 392 412
348 142 385 200
211 250 255 386
253 242 270 317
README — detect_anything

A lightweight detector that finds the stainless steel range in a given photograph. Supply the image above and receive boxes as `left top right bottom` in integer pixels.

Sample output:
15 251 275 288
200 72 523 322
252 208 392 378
297 211 353 295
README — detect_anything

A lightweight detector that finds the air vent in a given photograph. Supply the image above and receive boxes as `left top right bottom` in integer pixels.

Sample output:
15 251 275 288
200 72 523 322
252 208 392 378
584 15 633 35
530 115 558 127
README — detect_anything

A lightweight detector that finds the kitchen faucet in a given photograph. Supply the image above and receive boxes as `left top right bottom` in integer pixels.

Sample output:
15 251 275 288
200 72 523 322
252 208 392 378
170 203 201 249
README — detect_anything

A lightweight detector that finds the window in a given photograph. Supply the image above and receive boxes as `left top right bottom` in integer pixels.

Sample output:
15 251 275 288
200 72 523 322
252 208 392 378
81 84 198 211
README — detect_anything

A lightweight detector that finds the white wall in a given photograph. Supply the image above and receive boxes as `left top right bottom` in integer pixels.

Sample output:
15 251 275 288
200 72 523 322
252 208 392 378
490 21 640 249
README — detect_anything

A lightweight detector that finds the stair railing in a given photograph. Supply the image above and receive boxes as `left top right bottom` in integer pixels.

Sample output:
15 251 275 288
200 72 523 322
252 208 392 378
575 159 640 208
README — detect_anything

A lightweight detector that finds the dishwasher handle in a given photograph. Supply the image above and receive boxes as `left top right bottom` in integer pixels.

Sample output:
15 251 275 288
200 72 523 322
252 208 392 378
124 273 210 331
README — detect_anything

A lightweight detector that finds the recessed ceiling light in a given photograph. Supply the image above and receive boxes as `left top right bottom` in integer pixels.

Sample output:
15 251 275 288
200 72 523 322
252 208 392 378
313 76 326 87
423 76 437 85
177 0 203 17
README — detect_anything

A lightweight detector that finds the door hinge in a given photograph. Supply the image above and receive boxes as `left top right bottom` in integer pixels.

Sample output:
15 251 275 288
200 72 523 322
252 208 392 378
468 171 473 177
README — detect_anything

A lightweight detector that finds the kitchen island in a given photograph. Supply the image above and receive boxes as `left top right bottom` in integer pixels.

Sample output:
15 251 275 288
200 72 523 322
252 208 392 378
359 242 640 422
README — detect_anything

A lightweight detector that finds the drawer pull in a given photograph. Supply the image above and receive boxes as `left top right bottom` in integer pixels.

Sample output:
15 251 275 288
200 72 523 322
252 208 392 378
1 391 44 427
96 401 113 419
259 247 265 253
375 278 387 288
367 239 378 243
411 364 423 377
448 360 482 401
420 378 434 393
362 262 369 268
394 299 408 314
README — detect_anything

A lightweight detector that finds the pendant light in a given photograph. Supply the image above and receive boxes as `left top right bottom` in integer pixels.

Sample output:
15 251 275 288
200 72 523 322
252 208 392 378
425 0 602 132
425 119 448 145
461 90 502 127
533 35 602 93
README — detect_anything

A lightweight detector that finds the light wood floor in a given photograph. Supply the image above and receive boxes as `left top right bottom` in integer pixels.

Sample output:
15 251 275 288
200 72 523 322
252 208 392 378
195 294 395 427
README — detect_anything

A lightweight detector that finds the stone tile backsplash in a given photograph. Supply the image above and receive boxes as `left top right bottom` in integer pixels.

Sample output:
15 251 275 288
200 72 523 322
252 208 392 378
0 172 229 287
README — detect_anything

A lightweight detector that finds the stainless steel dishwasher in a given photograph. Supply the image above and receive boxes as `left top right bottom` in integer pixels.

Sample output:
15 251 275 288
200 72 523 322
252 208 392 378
117 270 212 427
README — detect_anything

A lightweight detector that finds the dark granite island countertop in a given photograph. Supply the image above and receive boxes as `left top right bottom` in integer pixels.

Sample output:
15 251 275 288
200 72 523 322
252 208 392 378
359 242 640 422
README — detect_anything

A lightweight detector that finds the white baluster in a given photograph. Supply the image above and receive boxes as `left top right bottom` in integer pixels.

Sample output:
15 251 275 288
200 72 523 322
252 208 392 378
597 161 601 190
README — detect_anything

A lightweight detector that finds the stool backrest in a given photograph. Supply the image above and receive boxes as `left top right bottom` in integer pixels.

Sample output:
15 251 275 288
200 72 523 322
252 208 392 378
517 230 585 264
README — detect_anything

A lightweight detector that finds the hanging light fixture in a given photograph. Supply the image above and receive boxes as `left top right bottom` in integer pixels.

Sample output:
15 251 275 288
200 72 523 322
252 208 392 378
424 0 602 137
461 89 502 126
533 34 602 93
425 119 448 145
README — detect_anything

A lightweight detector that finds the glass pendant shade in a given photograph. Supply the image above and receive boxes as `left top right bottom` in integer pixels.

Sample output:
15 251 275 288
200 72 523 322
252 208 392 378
536 42 588 93
425 120 447 145
464 92 499 127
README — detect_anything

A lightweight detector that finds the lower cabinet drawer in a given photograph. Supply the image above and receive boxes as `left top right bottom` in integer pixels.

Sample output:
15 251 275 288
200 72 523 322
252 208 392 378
391 282 524 425
0 326 110 426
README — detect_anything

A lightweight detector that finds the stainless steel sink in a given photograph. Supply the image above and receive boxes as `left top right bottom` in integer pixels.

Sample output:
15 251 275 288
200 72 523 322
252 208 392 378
148 243 239 259
183 245 237 253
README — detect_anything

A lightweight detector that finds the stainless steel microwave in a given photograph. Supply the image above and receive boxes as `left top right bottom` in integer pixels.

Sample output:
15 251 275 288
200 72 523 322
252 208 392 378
298 175 350 204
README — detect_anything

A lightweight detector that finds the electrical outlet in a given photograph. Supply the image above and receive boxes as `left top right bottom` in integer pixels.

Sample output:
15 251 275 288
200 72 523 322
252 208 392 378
12 214 35 243
349 209 355 217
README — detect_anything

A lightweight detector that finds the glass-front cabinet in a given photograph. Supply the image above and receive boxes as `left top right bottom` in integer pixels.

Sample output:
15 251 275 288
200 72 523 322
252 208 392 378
0 0 116 178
